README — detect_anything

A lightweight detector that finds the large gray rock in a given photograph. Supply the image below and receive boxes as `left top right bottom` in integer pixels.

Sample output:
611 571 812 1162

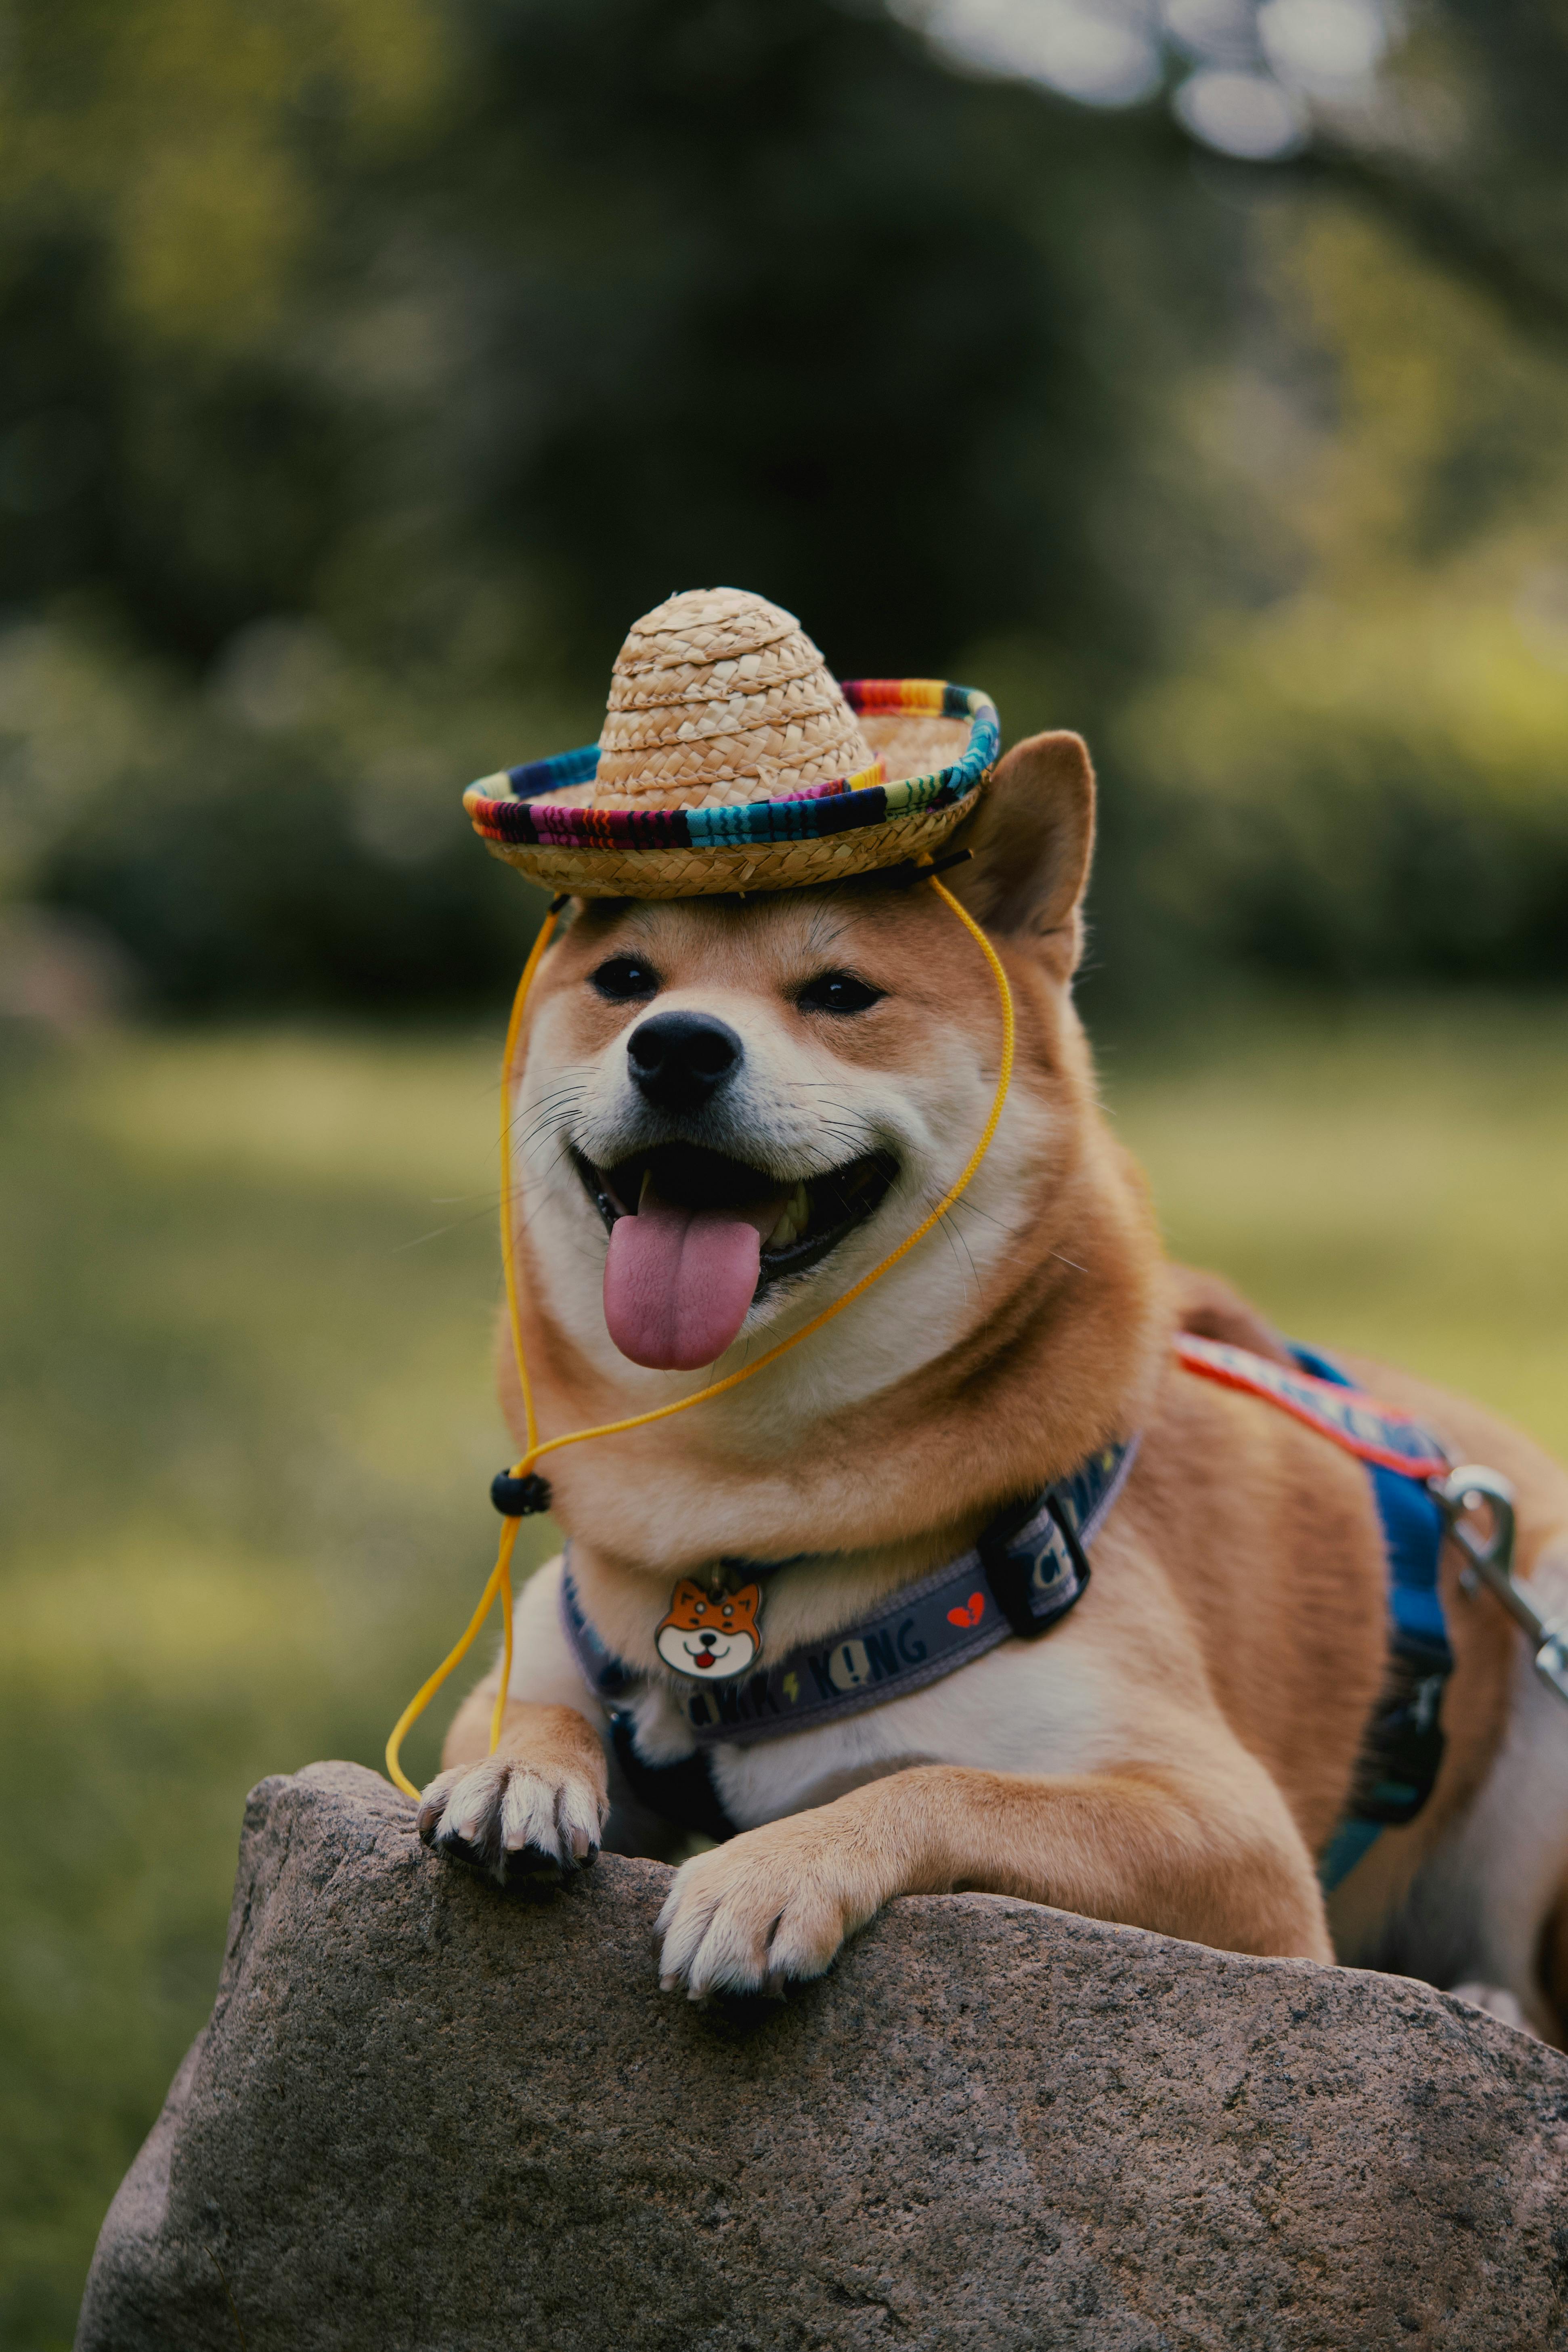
78 1762 1568 2351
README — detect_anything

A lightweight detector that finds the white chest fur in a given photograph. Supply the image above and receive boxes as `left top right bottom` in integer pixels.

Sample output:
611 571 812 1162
707 1629 1125 1827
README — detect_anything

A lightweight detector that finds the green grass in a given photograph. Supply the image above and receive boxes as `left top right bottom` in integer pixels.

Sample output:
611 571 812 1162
1103 994 1568 1458
0 1021 556 2351
2 999 1566 2347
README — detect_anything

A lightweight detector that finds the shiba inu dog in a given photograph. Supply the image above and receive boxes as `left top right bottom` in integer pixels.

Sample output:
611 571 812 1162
417 716 1568 2035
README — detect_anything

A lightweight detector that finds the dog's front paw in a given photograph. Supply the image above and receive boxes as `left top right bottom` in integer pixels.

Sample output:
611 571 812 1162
655 1816 884 2000
418 1753 606 1888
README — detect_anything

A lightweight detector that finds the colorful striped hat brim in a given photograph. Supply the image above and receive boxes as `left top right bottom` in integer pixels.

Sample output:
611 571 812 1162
463 679 1000 899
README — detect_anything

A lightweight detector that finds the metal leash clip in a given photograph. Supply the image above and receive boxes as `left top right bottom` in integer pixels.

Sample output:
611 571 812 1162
1435 1463 1568 1706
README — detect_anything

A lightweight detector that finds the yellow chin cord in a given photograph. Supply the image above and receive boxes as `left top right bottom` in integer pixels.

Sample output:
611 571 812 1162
384 872 1015 1799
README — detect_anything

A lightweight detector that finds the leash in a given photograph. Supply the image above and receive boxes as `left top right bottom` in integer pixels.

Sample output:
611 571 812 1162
385 871 1016 1797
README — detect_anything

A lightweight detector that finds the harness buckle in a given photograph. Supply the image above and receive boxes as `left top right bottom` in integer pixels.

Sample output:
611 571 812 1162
1436 1464 1568 1708
981 1493 1091 1641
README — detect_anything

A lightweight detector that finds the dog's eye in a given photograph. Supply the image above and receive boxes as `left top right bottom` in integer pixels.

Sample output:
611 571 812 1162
591 956 660 1002
797 970 884 1015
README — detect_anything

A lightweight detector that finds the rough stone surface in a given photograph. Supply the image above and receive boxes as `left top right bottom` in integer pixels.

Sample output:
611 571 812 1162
78 1762 1568 2351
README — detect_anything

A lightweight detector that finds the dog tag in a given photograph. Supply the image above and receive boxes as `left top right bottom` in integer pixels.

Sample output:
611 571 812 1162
655 1577 763 1680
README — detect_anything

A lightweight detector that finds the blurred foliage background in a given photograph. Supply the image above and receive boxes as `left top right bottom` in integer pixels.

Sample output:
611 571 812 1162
5 0 1568 1016
3 0 1568 2342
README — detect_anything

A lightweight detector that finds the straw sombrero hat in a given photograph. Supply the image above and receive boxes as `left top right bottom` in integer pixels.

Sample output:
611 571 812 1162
463 587 1000 899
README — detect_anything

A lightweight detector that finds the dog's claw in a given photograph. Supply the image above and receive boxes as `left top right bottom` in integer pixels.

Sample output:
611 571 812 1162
418 1755 604 1890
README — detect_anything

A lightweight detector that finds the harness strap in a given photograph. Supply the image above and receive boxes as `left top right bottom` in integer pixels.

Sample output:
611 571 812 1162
609 1717 738 1845
1176 1333 1455 1892
1172 1333 1449 1480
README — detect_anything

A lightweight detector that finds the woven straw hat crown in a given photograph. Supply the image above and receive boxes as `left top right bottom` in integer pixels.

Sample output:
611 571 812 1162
592 587 876 811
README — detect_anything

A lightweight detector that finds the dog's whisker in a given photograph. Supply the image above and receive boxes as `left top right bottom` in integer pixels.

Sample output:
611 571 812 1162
387 1210 495 1255
511 1080 589 1116
940 1195 1008 1233
524 1119 585 1157
511 1089 587 1138
513 1098 588 1150
920 1189 985 1296
514 1112 576 1150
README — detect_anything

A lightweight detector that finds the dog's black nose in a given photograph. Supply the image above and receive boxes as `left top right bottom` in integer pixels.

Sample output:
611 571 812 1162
626 1011 742 1113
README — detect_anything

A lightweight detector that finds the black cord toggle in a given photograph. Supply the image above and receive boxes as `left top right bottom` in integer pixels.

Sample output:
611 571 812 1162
491 1470 553 1517
880 847 975 891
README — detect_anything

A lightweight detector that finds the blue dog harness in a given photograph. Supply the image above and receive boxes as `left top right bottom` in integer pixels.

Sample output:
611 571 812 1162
1273 1343 1453 1889
1175 1335 1455 1888
562 1339 1459 1885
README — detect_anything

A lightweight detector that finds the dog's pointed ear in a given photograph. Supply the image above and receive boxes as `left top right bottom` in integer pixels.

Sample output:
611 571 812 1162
945 731 1095 970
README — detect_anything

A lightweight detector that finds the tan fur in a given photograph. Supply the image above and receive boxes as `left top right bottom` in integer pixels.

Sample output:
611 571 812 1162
424 729 1568 2018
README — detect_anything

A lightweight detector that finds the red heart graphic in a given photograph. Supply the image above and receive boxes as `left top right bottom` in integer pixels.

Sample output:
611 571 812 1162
947 1606 970 1626
946 1593 986 1629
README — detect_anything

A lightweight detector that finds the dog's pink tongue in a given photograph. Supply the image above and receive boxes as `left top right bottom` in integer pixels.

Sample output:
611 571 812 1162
604 1188 783 1371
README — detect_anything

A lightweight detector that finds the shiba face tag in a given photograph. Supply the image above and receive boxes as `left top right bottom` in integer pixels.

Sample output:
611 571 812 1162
656 1578 762 1680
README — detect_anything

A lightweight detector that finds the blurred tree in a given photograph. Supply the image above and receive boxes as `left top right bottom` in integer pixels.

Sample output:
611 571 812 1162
896 0 1568 999
0 0 1229 1005
0 0 1564 1010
